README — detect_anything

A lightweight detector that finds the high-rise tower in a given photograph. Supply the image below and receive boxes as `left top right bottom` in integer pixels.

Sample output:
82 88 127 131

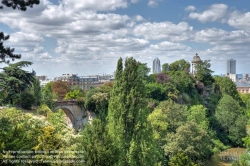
152 58 161 74
227 59 236 74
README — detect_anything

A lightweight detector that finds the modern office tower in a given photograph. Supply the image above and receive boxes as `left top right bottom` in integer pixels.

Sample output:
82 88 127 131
227 59 236 74
153 58 161 74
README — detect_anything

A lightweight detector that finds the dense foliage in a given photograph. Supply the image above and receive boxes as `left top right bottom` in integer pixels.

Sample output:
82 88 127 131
1 57 250 166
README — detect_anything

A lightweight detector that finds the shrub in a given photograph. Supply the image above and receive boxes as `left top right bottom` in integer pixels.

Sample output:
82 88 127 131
20 91 35 110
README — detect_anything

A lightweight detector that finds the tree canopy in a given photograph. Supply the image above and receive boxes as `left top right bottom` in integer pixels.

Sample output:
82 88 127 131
169 59 190 72
195 60 214 86
107 57 161 165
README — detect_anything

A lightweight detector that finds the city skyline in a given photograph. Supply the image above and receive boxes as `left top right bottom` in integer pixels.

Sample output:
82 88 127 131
1 0 250 77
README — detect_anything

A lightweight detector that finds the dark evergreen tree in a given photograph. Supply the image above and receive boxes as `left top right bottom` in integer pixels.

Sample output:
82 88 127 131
31 78 41 106
0 0 39 10
107 57 161 166
0 0 40 64
0 61 35 105
0 32 21 64
195 60 214 86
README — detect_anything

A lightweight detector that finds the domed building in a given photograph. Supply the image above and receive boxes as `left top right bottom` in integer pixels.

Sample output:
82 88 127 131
191 53 202 75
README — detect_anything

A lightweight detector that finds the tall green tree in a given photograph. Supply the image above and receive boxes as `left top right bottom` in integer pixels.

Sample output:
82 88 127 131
188 105 209 130
195 60 214 86
164 121 213 164
168 71 195 93
0 61 35 105
31 78 41 106
169 59 190 72
107 57 161 166
214 76 242 104
156 100 188 132
80 119 118 166
137 62 150 81
41 82 55 109
215 95 247 146
162 63 169 72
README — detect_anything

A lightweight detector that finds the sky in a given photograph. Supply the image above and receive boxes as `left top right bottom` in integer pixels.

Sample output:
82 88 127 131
0 0 250 78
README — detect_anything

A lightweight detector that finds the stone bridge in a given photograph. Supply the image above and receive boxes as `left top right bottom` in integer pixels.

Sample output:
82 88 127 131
53 100 95 131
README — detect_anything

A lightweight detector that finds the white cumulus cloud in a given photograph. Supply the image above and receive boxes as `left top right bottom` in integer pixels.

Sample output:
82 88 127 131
228 11 250 33
185 5 196 12
148 0 162 7
133 21 193 41
189 4 228 23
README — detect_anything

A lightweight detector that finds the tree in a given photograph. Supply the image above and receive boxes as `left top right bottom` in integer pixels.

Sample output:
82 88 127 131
148 73 157 82
195 60 214 86
80 119 118 166
65 89 83 99
31 78 41 106
99 82 113 93
168 153 199 166
156 73 171 84
84 87 109 122
188 105 209 130
214 76 242 104
137 62 150 81
41 82 55 109
145 82 166 101
0 108 45 152
147 108 168 141
20 91 35 109
0 61 35 105
169 59 190 72
164 121 213 164
0 32 21 64
107 57 161 165
34 126 62 151
163 82 180 101
0 0 39 11
51 80 71 100
0 0 40 64
168 71 195 93
162 63 169 72
215 95 247 146
156 100 188 132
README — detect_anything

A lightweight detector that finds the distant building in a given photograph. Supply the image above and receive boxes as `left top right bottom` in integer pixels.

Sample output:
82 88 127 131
36 75 52 87
227 59 236 74
40 79 52 87
78 76 99 91
228 74 237 82
55 73 115 91
61 74 79 86
36 75 47 81
235 81 250 94
152 58 161 74
191 53 202 75
242 74 250 81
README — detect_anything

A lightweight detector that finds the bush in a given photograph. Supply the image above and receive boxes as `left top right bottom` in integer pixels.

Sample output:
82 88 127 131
20 91 35 109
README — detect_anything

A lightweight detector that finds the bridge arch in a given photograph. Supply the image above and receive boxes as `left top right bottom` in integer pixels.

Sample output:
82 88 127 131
53 106 76 128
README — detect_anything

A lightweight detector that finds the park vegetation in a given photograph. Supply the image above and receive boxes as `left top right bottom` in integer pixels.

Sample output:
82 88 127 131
1 1 250 165
1 55 250 165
